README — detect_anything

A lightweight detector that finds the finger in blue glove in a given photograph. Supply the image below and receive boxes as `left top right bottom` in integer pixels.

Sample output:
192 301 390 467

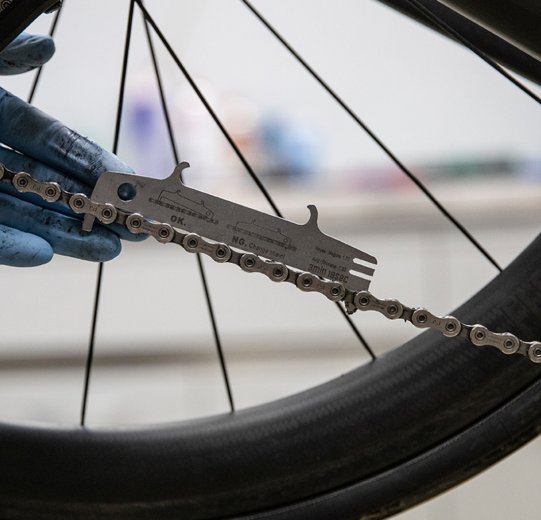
0 223 53 267
0 193 121 263
0 88 131 186
0 32 55 75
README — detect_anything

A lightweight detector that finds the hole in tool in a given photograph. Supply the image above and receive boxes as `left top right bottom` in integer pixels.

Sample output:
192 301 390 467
118 183 137 201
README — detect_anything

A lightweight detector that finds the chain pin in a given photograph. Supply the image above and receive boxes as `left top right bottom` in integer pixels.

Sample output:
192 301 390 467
273 267 284 278
244 256 256 268
129 217 142 229
240 253 258 272
213 244 231 263
159 227 171 239
98 204 117 224
355 292 371 308
70 194 86 211
15 175 28 188
528 343 541 363
184 234 200 252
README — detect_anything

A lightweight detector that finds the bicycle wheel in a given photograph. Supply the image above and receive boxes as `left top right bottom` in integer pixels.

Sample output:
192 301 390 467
1 1 540 519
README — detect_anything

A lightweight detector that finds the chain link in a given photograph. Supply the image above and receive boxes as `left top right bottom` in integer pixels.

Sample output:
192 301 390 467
2 162 540 363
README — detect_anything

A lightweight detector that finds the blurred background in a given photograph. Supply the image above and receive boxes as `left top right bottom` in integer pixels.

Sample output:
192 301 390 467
1 0 541 518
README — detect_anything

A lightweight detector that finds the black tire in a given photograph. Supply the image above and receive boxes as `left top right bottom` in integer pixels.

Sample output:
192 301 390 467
1 232 540 519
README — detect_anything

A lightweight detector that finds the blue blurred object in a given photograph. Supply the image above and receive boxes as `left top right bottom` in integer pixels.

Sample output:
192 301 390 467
260 115 319 182
126 80 173 179
0 33 141 267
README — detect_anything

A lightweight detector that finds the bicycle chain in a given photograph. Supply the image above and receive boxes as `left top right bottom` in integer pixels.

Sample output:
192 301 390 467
2 161 541 364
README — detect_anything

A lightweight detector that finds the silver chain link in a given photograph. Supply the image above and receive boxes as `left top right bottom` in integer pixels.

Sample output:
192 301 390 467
2 162 540 363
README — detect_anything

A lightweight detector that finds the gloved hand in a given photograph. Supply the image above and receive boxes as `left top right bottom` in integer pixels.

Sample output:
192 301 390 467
0 32 144 267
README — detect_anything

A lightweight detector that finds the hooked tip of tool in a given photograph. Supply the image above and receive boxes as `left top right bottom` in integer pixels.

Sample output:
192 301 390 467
306 204 319 227
172 162 191 182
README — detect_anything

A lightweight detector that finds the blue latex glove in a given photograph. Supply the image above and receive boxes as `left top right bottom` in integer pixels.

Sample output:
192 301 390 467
0 32 55 75
0 33 144 267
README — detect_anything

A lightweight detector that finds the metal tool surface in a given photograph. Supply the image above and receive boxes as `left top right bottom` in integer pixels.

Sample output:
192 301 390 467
84 162 378 292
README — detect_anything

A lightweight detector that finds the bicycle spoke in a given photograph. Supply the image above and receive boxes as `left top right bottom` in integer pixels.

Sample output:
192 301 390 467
336 301 375 359
135 0 282 218
27 0 63 104
80 262 104 426
140 6 235 411
241 0 502 274
195 254 235 410
405 0 541 106
80 0 136 427
137 0 376 360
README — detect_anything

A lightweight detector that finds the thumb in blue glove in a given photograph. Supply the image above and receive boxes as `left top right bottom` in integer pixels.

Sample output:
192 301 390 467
0 32 55 75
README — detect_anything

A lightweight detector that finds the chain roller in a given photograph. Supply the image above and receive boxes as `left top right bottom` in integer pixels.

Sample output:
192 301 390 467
183 233 232 263
410 308 462 338
239 252 288 282
352 291 405 320
12 172 62 203
526 342 541 363
126 213 174 244
1 161 540 363
470 325 520 355
296 272 346 301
